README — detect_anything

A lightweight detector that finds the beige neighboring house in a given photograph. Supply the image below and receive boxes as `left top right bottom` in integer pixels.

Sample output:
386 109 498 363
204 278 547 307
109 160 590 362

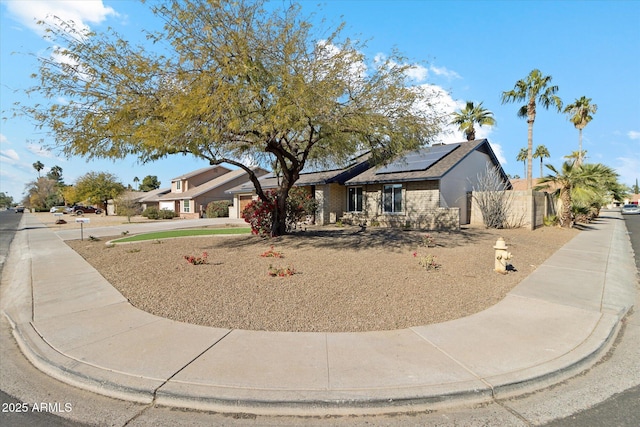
137 187 171 211
158 165 269 219
228 139 511 230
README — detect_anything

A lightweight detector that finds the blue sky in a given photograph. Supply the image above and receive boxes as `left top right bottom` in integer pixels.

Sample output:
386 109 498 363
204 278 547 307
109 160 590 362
1 0 639 202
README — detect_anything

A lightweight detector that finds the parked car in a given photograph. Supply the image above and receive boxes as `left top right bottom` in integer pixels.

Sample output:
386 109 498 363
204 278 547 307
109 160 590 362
621 204 640 215
71 205 103 215
49 206 68 213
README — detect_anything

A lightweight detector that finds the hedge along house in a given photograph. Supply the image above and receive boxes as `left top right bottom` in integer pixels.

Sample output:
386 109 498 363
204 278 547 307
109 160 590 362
226 152 372 225
158 165 269 219
342 139 511 230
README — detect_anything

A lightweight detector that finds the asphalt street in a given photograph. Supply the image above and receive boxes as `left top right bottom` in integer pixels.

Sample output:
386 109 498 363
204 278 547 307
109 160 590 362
0 209 638 426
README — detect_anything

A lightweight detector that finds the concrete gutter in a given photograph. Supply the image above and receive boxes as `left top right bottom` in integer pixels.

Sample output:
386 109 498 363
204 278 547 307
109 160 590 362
1 211 636 416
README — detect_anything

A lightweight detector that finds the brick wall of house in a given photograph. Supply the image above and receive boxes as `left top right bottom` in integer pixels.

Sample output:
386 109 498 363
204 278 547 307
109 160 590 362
342 181 459 230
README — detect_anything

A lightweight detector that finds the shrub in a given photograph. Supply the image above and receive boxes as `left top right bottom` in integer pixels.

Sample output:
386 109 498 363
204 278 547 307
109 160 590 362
159 209 176 219
268 264 296 277
242 191 277 237
413 251 440 271
242 187 319 237
206 200 231 218
543 215 558 227
142 206 159 219
184 252 208 265
260 245 283 258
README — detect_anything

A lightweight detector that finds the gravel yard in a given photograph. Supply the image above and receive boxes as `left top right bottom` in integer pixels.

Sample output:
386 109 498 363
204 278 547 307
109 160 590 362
65 221 579 333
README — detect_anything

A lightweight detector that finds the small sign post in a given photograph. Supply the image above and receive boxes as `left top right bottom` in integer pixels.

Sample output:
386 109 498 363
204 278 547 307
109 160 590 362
75 218 90 240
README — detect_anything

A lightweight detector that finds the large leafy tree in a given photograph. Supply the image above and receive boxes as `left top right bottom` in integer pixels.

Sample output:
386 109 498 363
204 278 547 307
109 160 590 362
0 192 15 209
24 177 60 210
533 145 550 178
502 69 563 190
74 172 125 214
564 96 597 166
450 101 496 141
139 175 161 192
21 0 444 236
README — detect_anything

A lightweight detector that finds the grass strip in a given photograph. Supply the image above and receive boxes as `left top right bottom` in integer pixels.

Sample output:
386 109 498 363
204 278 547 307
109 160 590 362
113 227 251 243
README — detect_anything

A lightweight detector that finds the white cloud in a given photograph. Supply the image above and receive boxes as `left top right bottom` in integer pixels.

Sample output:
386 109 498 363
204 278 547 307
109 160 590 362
627 131 640 140
0 149 20 162
429 65 461 80
4 0 117 36
614 156 640 187
0 134 8 144
27 144 57 159
405 64 428 82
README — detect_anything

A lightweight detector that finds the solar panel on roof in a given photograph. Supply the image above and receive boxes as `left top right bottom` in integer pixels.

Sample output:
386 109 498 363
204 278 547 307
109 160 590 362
376 143 460 174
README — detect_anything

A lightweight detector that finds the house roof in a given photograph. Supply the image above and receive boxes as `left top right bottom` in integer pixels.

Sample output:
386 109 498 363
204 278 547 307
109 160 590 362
161 167 266 200
345 139 509 186
171 165 231 181
226 152 372 194
137 187 171 202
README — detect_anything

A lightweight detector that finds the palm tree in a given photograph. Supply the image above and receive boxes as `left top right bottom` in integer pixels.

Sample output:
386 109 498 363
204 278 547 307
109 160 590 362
32 161 44 177
450 101 496 141
133 176 140 190
502 69 563 189
516 147 528 178
533 145 550 178
564 96 597 166
536 162 615 228
564 150 587 165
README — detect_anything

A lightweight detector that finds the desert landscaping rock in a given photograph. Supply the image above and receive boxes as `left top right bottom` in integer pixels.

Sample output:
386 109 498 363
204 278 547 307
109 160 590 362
64 219 579 332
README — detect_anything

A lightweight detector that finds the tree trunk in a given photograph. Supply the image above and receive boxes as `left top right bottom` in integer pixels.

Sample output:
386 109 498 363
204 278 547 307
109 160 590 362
577 128 584 166
527 119 534 190
270 183 293 237
559 187 573 228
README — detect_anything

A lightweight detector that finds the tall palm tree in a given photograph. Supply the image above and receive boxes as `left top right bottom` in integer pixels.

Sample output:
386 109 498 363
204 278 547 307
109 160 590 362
32 161 44 177
133 176 140 190
564 96 597 166
533 145 550 178
450 101 496 141
502 69 563 189
564 150 587 165
516 147 528 178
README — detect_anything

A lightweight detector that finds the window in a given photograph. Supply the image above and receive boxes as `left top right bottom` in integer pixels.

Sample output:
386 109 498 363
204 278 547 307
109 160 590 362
176 181 181 190
383 184 402 213
182 199 190 213
348 187 363 212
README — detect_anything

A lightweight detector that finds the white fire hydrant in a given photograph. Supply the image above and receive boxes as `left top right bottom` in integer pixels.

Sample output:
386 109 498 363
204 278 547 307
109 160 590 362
494 237 512 274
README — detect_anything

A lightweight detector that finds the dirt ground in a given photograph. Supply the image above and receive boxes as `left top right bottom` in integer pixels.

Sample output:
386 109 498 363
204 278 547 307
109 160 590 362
64 216 580 333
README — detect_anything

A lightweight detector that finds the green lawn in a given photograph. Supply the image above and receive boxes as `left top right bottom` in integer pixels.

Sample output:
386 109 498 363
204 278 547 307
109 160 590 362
112 227 251 243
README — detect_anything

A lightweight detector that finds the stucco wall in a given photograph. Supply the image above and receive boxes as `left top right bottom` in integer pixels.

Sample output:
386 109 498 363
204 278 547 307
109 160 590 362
470 189 555 230
439 150 497 225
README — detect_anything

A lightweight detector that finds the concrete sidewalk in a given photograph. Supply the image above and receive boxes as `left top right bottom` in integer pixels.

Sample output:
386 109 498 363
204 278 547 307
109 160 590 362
1 212 637 416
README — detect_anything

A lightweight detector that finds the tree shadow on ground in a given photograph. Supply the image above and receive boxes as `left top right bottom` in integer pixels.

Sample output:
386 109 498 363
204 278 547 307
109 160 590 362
208 225 494 252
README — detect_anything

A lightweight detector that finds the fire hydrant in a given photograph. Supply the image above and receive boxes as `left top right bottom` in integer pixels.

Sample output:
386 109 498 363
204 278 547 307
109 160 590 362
494 237 512 274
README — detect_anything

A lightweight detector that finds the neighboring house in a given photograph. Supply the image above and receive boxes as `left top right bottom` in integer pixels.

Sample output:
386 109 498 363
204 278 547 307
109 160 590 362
228 139 510 230
137 187 171 211
159 165 269 219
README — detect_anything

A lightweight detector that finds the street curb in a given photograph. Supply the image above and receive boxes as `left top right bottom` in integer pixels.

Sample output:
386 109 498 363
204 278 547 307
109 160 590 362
3 212 637 416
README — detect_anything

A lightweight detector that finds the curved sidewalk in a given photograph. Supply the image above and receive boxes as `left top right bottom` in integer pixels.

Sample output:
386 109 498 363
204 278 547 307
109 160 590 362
1 212 637 415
